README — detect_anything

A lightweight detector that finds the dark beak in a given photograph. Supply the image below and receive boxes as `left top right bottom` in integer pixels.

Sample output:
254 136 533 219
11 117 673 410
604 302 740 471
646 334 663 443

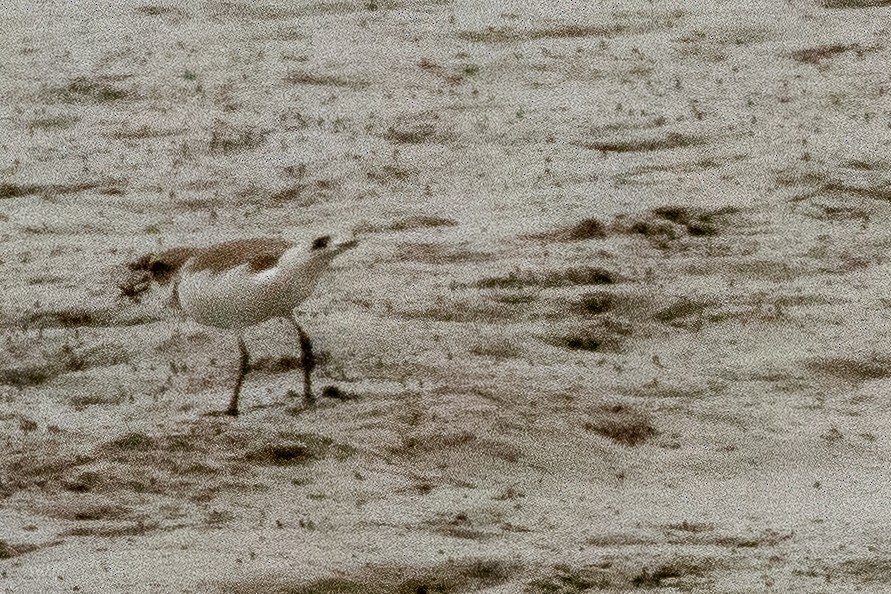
334 239 359 253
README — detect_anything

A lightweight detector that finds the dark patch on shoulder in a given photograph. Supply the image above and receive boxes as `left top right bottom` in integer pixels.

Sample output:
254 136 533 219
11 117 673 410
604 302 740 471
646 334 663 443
248 253 281 272
188 238 293 274
311 235 330 250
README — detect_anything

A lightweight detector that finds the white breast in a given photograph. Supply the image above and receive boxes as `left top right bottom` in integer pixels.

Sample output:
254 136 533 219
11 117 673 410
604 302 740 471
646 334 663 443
177 266 268 329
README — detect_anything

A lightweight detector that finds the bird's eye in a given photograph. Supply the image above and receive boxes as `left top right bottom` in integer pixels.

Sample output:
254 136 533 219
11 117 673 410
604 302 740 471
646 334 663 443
311 235 330 250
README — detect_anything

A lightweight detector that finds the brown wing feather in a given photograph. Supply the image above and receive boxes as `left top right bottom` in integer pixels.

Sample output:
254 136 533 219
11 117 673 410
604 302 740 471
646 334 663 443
186 238 293 274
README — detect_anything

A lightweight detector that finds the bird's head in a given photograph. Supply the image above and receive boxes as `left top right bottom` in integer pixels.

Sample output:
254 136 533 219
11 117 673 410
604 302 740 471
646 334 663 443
307 234 358 262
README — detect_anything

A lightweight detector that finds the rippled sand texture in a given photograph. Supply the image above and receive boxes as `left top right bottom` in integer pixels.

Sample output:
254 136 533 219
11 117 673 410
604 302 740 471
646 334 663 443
3 0 891 591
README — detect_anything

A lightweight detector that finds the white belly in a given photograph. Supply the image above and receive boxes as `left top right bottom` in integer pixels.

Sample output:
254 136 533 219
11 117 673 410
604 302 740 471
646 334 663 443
177 265 312 330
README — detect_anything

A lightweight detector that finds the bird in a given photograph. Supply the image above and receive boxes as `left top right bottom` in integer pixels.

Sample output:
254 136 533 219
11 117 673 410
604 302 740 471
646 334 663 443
121 234 357 416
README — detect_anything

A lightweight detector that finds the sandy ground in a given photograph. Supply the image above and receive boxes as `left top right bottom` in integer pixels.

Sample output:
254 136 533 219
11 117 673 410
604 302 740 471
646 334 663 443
3 0 891 591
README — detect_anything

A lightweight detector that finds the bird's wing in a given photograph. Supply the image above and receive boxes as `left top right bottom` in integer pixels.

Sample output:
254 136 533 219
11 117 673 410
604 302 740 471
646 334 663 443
187 238 293 274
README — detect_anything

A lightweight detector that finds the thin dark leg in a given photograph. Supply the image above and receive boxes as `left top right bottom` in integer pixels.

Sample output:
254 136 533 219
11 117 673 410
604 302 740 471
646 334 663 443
290 320 315 403
227 335 249 416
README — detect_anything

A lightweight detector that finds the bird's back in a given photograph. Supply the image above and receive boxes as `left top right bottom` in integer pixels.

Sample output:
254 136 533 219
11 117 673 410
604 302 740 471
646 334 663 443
186 238 292 275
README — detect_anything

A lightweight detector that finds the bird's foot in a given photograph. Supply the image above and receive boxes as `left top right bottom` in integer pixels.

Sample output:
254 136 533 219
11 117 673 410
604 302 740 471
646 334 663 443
284 388 314 404
204 408 239 418
286 385 354 401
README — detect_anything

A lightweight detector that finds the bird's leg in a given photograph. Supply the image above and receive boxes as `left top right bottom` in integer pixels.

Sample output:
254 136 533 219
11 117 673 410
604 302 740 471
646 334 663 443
227 334 250 416
290 319 316 403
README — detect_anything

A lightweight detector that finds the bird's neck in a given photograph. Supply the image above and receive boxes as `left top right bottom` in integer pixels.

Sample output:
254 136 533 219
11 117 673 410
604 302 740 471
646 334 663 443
277 251 331 296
